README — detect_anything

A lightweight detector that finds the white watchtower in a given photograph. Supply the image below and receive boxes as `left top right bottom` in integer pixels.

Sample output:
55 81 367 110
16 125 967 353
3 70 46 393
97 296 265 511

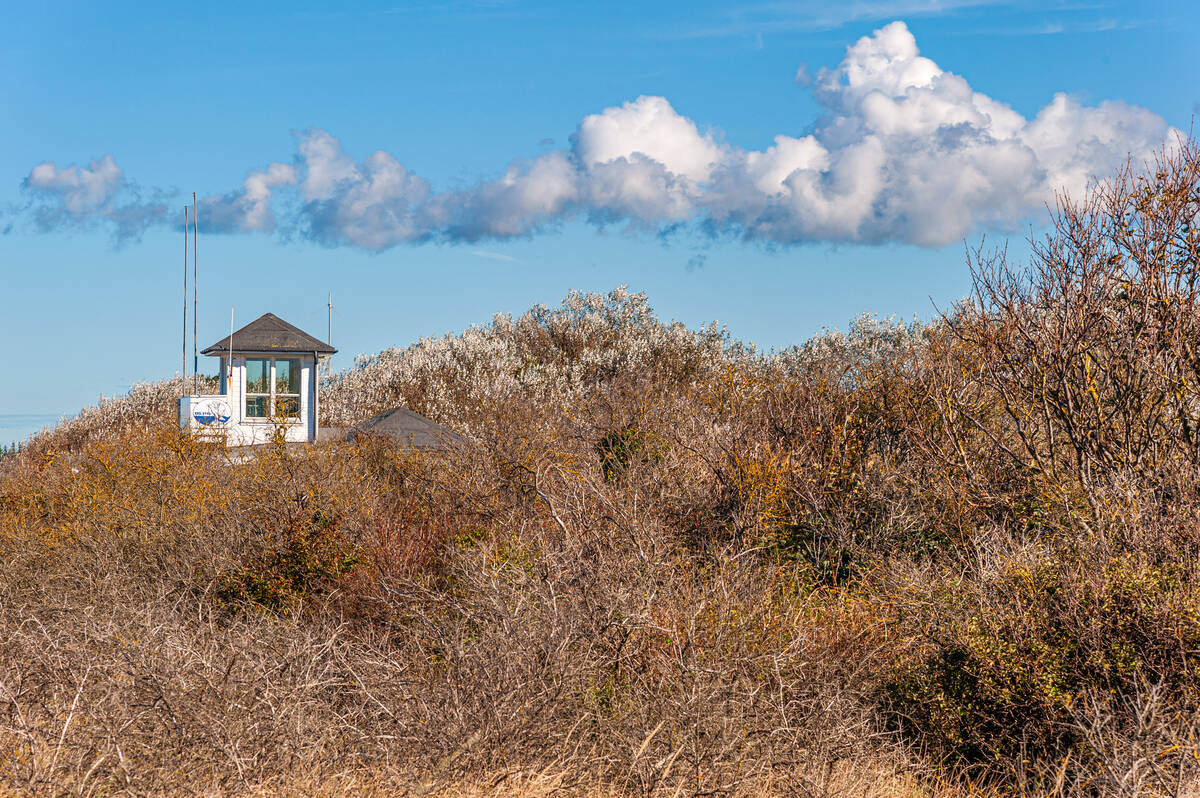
179 313 336 446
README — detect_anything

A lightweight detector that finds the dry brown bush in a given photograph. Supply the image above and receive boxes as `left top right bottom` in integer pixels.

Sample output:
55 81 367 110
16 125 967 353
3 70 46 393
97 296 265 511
2 138 1199 796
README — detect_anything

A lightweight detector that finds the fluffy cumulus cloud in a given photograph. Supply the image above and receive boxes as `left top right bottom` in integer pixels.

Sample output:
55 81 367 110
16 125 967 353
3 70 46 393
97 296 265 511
201 162 298 233
18 21 1180 249
295 130 433 248
575 95 726 183
22 155 167 240
426 150 580 241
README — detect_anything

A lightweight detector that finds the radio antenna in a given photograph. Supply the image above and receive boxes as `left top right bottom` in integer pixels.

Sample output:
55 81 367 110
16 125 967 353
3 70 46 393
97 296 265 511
192 192 198 395
183 206 189 382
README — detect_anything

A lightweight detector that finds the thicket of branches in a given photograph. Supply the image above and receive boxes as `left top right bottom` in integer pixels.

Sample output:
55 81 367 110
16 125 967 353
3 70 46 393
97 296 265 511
1 138 1197 796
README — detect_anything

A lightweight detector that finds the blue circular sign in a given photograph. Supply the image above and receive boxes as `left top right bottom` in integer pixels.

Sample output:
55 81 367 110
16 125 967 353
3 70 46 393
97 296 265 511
193 399 232 426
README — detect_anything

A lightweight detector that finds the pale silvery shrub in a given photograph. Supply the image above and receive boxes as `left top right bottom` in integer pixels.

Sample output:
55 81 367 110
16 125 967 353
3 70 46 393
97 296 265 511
320 287 743 433
46 376 219 446
778 312 927 388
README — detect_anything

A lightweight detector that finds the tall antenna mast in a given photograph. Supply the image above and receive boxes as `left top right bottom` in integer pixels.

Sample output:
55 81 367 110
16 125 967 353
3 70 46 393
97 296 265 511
183 206 189 382
192 192 198 395
328 292 333 345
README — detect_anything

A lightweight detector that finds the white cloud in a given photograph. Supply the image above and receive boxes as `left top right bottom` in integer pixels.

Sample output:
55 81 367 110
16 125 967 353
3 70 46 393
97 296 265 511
697 19 1175 245
200 162 298 233
21 21 1179 250
565 96 729 226
742 134 829 196
573 95 725 182
281 21 1178 247
22 155 166 240
298 129 359 202
26 155 123 213
297 131 433 249
427 150 580 242
240 163 299 230
1021 93 1174 200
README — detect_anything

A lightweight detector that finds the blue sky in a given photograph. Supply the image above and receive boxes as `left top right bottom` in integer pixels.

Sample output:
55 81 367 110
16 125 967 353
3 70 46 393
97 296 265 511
1 1 1197 437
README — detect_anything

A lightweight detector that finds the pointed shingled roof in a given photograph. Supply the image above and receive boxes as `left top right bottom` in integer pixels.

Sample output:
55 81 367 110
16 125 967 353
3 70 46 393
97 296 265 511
201 312 337 355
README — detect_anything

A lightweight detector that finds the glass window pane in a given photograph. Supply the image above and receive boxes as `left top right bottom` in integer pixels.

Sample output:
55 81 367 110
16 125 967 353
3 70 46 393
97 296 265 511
246 396 268 418
246 359 270 393
275 359 300 395
276 396 300 417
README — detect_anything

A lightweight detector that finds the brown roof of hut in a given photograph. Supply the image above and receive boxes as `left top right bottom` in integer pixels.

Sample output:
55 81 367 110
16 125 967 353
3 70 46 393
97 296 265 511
349 408 465 449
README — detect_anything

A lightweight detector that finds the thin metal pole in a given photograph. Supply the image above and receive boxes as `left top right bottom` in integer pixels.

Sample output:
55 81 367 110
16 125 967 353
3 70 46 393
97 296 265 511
192 192 198 395
183 207 189 381
228 307 235 390
327 292 334 378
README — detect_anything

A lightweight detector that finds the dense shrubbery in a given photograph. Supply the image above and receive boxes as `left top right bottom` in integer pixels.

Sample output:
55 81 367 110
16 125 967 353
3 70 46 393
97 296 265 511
214 510 359 613
1 139 1197 796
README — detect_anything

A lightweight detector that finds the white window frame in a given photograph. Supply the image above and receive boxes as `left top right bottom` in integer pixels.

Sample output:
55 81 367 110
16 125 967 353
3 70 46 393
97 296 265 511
243 357 301 422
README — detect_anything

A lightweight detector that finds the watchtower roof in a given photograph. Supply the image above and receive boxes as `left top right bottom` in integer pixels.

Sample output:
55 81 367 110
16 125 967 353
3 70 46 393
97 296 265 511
202 313 336 355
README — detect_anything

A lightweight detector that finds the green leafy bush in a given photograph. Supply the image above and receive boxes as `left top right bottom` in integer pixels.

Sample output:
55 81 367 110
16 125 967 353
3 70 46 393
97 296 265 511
215 510 358 613
596 423 666 481
886 550 1200 772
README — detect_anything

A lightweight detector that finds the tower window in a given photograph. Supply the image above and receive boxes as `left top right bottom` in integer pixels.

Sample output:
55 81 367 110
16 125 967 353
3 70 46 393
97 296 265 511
245 358 301 418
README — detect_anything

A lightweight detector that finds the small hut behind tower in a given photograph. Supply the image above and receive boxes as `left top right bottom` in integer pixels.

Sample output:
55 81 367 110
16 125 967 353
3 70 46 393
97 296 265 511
179 313 336 446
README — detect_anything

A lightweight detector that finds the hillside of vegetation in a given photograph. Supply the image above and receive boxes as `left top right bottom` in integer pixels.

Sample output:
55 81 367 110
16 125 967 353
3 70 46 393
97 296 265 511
1 140 1198 797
